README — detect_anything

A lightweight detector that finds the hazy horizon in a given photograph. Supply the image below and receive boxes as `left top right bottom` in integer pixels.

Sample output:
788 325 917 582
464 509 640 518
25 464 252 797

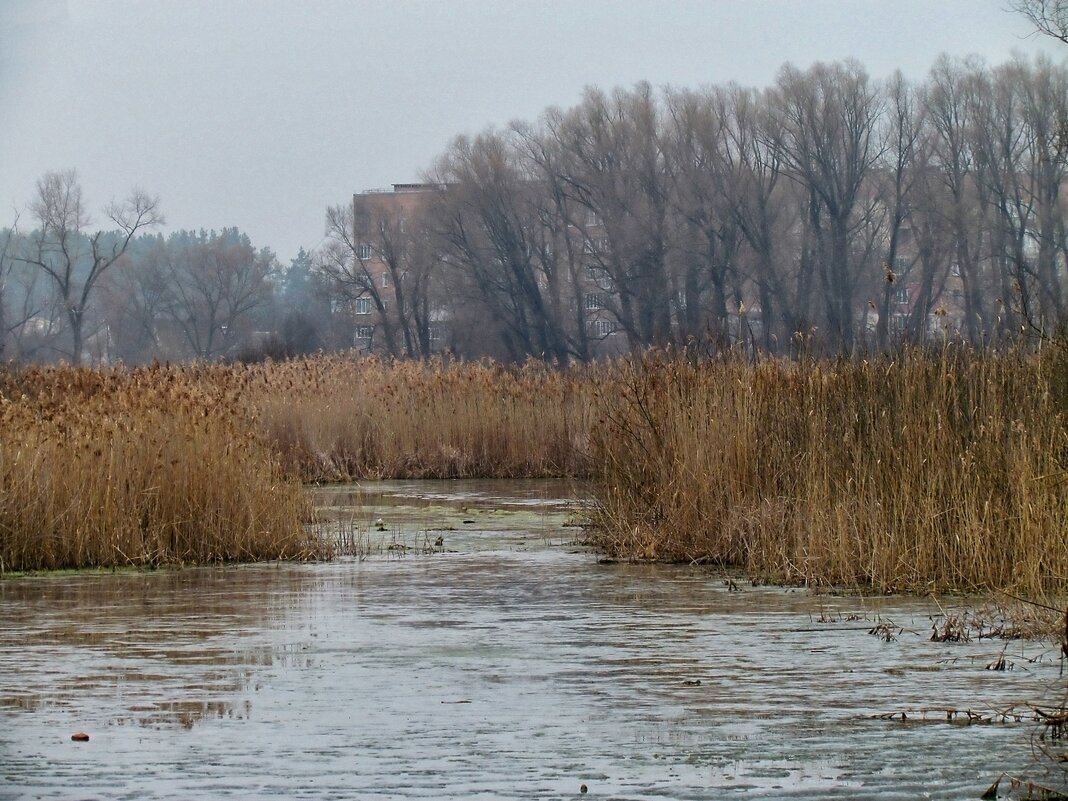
1 0 1063 263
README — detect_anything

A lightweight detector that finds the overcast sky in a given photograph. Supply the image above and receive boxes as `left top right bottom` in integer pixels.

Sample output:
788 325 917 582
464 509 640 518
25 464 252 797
0 0 1063 263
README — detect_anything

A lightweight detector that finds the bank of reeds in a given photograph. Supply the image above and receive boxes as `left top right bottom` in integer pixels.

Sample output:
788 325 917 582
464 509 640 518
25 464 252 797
242 356 594 481
589 347 1068 597
6 348 1067 593
0 355 591 571
0 365 325 572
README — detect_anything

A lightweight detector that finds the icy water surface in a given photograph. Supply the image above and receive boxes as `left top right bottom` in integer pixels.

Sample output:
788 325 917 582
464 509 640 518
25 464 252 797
1 480 1066 800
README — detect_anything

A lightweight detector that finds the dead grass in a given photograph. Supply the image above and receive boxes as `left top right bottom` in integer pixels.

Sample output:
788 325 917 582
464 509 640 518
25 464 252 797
5 346 1067 594
0 354 592 571
240 355 594 481
0 364 325 572
588 346 1068 598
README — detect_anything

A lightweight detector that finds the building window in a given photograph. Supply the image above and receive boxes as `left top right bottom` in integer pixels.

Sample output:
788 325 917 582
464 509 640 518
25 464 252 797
381 272 390 288
583 236 610 255
584 293 606 311
356 243 372 260
354 326 374 341
585 266 614 291
354 297 372 315
428 324 442 342
894 287 909 305
587 319 617 337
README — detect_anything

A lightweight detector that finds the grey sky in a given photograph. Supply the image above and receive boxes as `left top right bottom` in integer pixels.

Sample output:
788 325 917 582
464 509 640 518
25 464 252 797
0 0 1062 263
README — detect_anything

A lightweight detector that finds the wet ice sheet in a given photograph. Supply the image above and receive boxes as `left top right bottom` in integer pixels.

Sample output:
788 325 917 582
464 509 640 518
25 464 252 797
1 481 1065 800
311 478 589 554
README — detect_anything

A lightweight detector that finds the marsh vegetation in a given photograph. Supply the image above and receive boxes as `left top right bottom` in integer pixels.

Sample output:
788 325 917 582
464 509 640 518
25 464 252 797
1 348 1066 605
590 346 1068 598
0 364 323 572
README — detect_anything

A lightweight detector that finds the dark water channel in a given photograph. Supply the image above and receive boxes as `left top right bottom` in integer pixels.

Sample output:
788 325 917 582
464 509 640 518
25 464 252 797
1 480 1065 799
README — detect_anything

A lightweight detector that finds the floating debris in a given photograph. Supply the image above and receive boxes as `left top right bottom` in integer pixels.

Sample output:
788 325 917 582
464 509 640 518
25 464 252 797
979 771 1068 800
872 705 1035 726
931 615 970 643
1034 705 1068 740
869 621 899 642
986 646 1013 672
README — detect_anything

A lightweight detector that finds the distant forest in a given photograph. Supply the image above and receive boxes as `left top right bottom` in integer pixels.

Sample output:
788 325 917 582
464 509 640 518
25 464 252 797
5 52 1068 364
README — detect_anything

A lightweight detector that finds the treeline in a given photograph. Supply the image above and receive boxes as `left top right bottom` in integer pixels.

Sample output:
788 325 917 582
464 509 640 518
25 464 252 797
5 53 1068 365
412 52 1068 359
0 173 320 364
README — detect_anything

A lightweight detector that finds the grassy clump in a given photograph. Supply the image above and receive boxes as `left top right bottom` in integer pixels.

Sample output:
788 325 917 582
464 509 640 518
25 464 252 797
589 347 1068 597
0 365 325 572
242 355 594 481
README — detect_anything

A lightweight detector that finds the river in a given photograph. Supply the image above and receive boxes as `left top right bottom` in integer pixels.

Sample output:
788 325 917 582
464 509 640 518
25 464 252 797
1 480 1064 799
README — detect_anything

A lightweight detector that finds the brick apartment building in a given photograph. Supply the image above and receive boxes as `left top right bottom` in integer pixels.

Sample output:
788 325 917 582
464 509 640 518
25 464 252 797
346 183 444 355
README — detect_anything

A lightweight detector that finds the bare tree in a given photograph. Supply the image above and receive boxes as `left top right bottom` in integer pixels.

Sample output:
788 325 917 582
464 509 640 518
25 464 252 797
548 83 677 350
873 71 928 346
321 201 407 356
925 56 994 344
429 130 576 363
0 223 16 360
1017 54 1068 329
1010 0 1068 44
770 61 886 351
723 85 797 347
663 86 741 344
336 191 442 358
158 229 275 359
98 235 175 362
13 170 163 364
512 119 605 361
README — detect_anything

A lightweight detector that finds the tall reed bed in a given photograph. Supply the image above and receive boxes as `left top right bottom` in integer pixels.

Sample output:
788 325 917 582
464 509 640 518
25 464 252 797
6 349 1066 593
0 365 325 572
590 348 1068 596
241 356 595 481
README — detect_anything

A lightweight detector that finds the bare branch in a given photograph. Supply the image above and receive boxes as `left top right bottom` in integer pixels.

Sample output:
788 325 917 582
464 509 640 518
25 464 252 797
1010 0 1068 44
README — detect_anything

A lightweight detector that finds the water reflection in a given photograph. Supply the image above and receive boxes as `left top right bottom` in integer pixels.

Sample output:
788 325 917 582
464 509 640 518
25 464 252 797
0 481 1064 799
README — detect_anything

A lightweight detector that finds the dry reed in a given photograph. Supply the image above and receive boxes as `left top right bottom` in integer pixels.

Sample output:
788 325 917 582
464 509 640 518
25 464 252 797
589 346 1068 597
241 355 594 482
5 347 1067 595
0 364 325 572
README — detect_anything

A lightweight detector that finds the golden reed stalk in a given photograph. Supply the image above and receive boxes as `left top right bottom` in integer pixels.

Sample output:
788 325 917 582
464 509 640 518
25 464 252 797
0 364 324 571
242 355 594 481
589 346 1068 597
3 348 1065 598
